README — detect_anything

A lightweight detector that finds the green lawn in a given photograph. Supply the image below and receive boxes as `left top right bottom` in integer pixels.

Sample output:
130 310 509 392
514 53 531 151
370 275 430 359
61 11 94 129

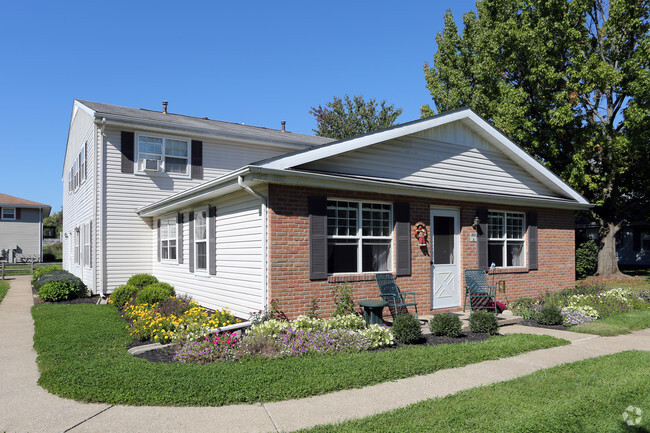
301 351 650 433
570 309 650 336
0 280 9 304
580 267 650 293
32 304 568 406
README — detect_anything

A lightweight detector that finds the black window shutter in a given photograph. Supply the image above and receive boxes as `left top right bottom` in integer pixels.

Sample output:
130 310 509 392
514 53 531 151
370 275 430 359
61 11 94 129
188 211 195 273
309 196 328 280
477 208 488 270
394 202 411 276
208 206 216 275
121 131 135 174
528 211 538 270
89 221 92 268
16 208 21 220
191 140 203 180
157 219 161 262
177 213 184 264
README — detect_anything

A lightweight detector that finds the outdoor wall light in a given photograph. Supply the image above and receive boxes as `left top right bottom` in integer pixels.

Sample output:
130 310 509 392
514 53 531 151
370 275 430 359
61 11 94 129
472 216 480 230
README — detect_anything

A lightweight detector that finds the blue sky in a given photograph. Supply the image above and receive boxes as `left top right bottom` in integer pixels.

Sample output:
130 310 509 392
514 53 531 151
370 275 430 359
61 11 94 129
1 0 477 213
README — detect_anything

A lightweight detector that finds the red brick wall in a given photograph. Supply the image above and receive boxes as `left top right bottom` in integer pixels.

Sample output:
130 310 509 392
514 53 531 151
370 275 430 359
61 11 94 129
267 184 575 318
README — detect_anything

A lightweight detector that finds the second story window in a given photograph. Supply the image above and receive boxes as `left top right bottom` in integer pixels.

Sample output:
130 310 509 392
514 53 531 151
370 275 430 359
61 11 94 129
137 134 189 176
1 207 16 220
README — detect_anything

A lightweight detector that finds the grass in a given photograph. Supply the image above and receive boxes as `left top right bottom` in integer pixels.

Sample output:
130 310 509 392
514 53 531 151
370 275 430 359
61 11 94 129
43 242 63 261
570 309 650 336
32 304 568 407
0 280 8 304
2 262 62 277
301 351 650 432
579 267 650 293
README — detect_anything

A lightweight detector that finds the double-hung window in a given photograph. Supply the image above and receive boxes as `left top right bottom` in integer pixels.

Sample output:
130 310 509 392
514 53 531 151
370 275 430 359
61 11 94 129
79 143 86 184
137 134 189 175
488 211 525 267
74 228 80 265
194 208 207 272
1 207 15 220
83 223 91 267
160 217 177 261
327 200 392 274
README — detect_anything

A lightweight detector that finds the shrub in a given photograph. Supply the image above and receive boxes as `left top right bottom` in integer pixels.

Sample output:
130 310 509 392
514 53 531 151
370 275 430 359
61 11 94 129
142 282 175 297
469 310 499 335
575 240 598 280
38 281 84 302
136 285 174 306
391 313 423 344
32 265 61 288
429 313 463 338
109 284 140 309
536 305 564 325
332 283 356 317
35 270 87 297
127 273 158 289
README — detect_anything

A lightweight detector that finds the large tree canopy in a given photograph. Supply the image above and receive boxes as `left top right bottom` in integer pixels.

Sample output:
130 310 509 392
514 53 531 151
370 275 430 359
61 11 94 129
310 94 403 140
422 0 650 276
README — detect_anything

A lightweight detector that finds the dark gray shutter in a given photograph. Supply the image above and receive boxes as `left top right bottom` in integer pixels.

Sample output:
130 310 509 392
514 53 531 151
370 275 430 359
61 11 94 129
309 196 328 280
121 131 135 174
89 220 92 268
157 219 161 262
191 140 203 180
15 208 21 220
188 211 195 273
477 208 488 270
208 206 216 275
394 202 411 276
528 211 538 270
177 213 184 264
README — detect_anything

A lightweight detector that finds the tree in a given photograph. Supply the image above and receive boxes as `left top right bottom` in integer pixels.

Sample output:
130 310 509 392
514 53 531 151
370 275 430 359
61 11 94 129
43 208 63 237
422 0 650 277
310 94 403 140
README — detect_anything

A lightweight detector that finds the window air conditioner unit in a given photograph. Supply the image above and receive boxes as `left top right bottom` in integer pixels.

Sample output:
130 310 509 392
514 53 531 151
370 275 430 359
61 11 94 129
140 159 161 172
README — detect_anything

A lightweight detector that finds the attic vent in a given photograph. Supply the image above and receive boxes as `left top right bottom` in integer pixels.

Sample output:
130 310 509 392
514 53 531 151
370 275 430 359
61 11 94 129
281 121 286 132
162 101 168 114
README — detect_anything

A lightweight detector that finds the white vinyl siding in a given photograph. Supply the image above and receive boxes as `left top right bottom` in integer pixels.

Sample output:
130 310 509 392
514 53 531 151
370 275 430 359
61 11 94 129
299 122 557 200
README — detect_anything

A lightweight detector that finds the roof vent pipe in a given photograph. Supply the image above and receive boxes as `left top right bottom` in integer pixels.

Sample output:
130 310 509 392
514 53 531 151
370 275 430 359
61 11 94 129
162 101 168 114
281 121 286 132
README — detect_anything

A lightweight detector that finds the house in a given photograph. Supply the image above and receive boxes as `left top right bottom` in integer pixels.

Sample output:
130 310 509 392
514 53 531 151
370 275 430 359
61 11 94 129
63 100 590 318
0 193 51 262
576 221 650 267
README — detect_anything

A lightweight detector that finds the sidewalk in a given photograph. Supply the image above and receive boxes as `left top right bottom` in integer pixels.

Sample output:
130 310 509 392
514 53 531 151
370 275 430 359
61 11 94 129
1 275 649 433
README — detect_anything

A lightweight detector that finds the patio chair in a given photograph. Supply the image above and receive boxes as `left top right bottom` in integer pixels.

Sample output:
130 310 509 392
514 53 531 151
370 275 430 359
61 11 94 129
375 273 418 319
463 269 498 314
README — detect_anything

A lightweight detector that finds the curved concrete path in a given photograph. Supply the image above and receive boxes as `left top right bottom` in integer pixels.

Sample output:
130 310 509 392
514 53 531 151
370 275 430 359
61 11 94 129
1 275 649 433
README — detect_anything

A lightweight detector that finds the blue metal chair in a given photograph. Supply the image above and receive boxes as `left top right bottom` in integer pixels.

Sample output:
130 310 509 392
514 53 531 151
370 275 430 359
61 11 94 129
375 273 418 319
463 269 498 314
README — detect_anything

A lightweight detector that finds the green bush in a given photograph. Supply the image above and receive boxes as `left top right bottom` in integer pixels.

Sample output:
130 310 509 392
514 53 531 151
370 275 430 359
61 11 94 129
143 282 175 297
32 265 62 288
469 310 499 335
429 313 463 338
39 281 84 302
576 240 598 280
109 285 140 309
127 274 159 289
391 314 423 344
510 297 538 319
332 283 356 317
35 271 87 297
536 305 564 325
136 284 174 306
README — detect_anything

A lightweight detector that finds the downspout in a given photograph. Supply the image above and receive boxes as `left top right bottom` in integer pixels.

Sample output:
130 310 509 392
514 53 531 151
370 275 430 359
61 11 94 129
97 118 106 296
237 176 269 308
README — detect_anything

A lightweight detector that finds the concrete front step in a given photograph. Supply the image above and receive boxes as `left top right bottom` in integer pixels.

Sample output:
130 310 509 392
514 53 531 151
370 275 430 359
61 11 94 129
419 310 523 333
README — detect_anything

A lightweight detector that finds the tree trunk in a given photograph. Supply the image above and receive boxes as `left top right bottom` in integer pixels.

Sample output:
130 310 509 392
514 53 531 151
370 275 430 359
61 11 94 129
596 221 627 278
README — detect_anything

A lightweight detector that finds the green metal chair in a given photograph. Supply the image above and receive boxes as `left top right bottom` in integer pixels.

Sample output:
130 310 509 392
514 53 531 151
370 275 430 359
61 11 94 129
375 273 418 319
463 269 498 314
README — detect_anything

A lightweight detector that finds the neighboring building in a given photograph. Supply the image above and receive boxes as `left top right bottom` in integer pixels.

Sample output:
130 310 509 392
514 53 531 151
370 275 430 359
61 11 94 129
0 193 51 262
63 100 590 318
577 222 650 267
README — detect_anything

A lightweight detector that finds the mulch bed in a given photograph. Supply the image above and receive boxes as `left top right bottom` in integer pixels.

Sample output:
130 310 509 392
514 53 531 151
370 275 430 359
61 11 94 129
519 319 568 331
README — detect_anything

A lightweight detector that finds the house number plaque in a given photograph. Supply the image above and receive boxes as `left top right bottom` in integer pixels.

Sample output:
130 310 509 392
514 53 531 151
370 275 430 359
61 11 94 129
469 233 477 242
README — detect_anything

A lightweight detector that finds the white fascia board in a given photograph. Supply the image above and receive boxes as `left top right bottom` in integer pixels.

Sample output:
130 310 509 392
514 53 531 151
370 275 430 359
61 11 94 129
247 167 592 210
93 116 311 152
260 110 471 170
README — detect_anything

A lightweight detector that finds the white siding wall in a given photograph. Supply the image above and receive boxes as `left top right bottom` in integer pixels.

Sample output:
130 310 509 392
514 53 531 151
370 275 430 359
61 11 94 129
104 127 282 294
153 188 266 319
300 122 556 199
62 107 96 291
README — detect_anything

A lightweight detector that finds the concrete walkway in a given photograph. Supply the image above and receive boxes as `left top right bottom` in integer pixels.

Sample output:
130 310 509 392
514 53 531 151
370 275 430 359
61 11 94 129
1 276 649 433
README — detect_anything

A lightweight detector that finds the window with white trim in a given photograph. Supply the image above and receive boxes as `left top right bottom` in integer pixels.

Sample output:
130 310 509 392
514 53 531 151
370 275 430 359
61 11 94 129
73 156 79 190
83 223 91 267
79 143 86 184
137 134 189 175
327 200 392 274
194 208 207 271
488 211 525 267
1 207 16 220
74 228 80 265
160 217 177 261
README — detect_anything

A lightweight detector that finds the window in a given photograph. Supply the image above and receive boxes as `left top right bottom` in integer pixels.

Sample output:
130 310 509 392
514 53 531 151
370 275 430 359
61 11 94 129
68 169 72 194
73 156 79 190
74 228 80 265
194 208 207 271
327 200 392 274
160 217 177 261
83 223 91 267
488 211 525 267
137 134 189 175
1 207 15 220
79 143 86 184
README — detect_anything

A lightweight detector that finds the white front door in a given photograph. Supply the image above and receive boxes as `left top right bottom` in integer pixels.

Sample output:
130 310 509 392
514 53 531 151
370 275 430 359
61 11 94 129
431 208 460 309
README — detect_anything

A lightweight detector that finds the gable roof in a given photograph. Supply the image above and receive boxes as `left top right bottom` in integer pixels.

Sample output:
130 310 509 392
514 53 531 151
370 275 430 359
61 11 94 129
255 108 589 206
0 193 51 216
